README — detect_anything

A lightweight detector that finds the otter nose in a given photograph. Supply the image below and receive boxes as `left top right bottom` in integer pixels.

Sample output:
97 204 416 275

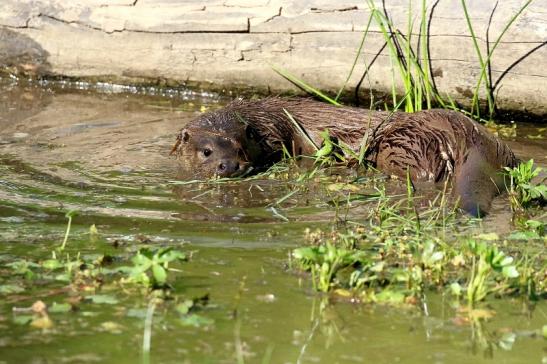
217 160 240 176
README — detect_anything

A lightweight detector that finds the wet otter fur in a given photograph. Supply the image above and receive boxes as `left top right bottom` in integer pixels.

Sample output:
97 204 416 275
172 98 519 216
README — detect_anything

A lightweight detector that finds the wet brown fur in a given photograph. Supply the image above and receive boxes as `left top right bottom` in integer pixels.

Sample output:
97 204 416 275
172 97 519 215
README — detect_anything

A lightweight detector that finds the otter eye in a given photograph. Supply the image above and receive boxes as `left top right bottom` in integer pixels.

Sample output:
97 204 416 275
203 148 212 157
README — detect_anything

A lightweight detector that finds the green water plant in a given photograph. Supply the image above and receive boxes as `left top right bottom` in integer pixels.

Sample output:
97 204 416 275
60 210 77 251
292 243 369 292
465 240 519 308
504 159 547 211
120 247 187 288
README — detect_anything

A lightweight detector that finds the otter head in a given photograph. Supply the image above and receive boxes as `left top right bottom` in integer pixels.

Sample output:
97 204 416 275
171 123 264 179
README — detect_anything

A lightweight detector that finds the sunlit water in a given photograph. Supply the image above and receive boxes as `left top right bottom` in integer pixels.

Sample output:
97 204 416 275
0 77 545 364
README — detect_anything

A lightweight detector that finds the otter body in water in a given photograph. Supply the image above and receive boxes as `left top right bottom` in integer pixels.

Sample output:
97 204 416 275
172 98 518 215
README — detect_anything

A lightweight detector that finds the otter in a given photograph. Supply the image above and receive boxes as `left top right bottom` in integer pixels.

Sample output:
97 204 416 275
171 98 519 216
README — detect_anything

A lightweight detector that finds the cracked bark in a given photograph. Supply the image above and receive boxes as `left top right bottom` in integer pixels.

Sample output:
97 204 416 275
310 6 359 13
20 14 252 34
5 13 541 44
259 7 283 24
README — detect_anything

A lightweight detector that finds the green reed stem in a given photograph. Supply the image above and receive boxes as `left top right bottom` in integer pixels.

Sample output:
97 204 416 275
271 64 341 106
335 12 375 102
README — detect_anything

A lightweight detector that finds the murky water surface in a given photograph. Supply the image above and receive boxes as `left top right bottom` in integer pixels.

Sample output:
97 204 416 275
0 77 545 363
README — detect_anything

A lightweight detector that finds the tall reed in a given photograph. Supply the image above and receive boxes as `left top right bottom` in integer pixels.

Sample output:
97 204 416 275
273 0 532 122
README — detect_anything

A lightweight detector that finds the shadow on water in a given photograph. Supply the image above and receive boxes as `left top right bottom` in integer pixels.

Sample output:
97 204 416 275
0 77 545 364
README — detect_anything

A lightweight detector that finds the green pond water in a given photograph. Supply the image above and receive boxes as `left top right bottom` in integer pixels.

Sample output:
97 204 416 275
0 78 545 364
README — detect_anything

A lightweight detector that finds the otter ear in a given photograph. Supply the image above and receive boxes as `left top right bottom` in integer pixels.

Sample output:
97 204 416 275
170 129 190 157
245 125 257 140
182 129 190 143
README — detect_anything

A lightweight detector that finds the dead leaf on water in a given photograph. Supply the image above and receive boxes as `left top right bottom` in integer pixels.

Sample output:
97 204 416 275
32 300 47 314
31 315 53 329
327 183 360 192
99 321 124 334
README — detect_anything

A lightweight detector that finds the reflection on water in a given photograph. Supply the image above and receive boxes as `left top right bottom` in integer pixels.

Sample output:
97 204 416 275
0 77 545 364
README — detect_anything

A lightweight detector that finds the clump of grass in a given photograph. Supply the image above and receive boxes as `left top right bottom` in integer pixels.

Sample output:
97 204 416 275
273 1 532 122
465 239 519 308
290 188 544 307
292 242 368 293
504 159 547 212
363 0 442 113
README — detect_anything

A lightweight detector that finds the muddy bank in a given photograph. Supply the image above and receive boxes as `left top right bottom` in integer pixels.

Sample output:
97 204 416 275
0 0 546 117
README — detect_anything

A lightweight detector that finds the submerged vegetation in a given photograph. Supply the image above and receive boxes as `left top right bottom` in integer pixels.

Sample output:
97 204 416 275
175 154 546 309
288 161 545 305
505 159 547 213
1 212 211 342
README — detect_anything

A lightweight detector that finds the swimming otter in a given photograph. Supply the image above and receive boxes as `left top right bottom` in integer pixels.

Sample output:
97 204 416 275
171 98 519 216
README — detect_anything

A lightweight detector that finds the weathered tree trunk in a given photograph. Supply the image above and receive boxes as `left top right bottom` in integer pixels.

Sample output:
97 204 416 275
1 0 545 117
